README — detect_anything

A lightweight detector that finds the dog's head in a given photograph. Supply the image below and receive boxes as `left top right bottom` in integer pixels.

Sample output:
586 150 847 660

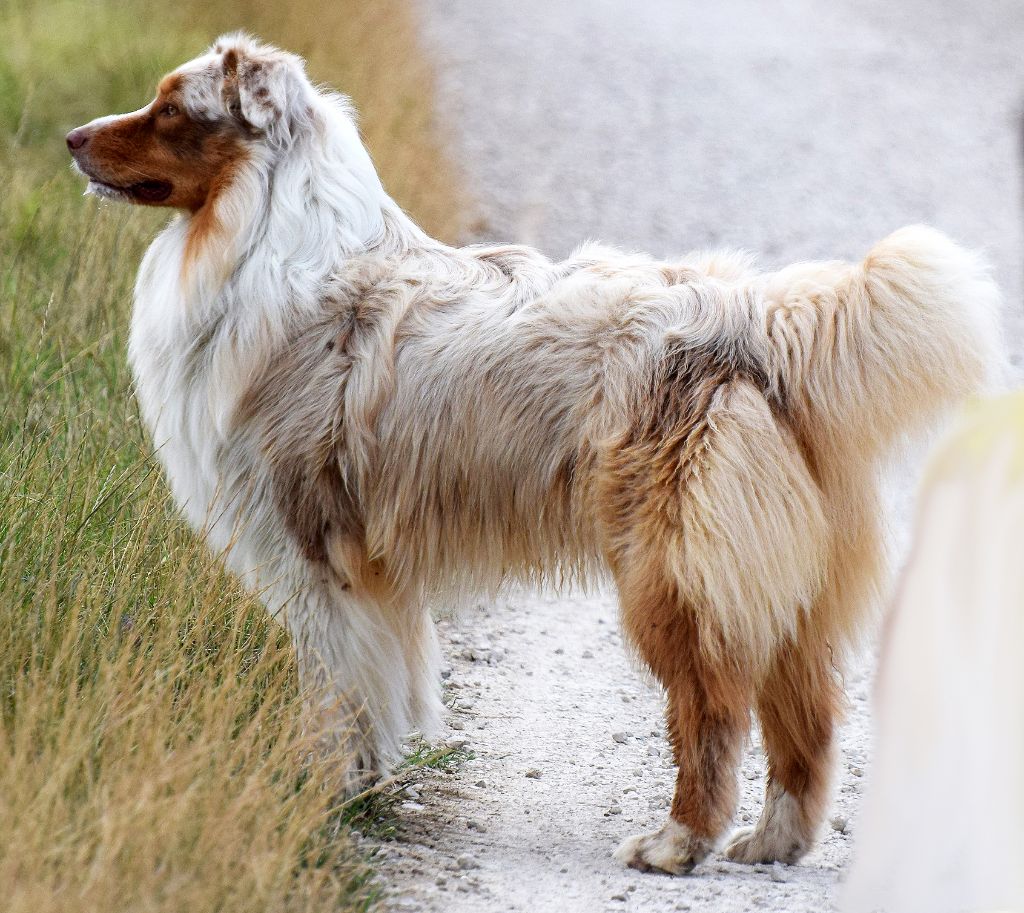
66 34 310 211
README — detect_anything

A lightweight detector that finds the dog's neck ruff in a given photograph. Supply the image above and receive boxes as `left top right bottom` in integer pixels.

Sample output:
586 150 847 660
139 87 426 329
128 86 428 536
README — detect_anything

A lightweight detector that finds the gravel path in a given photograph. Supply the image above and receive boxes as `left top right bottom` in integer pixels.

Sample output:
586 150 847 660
376 2 1024 911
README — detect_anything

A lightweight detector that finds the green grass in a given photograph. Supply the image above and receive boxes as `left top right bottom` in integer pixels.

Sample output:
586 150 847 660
0 2 463 910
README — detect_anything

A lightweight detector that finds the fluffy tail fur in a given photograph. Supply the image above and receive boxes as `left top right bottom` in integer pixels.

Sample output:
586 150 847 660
751 226 1005 656
766 226 1003 455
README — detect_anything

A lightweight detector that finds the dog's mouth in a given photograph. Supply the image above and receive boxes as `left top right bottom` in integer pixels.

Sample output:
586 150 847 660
86 177 173 204
73 162 173 204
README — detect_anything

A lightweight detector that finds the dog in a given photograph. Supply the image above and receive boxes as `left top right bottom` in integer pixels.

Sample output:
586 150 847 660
67 33 1001 875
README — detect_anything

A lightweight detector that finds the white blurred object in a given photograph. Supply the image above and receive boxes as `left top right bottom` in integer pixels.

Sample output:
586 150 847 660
843 394 1024 913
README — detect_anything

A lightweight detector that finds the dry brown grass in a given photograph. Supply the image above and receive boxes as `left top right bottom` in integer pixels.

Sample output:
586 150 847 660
0 1 465 911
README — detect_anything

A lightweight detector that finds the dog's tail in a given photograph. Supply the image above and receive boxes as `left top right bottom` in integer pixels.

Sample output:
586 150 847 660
765 225 1005 459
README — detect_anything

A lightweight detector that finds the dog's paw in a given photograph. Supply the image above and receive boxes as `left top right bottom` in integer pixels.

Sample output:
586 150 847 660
307 721 383 798
723 785 813 865
614 819 712 875
722 825 808 865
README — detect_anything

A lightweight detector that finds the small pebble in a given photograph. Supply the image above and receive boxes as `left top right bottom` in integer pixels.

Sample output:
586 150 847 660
456 854 479 870
450 719 465 731
607 805 622 815
582 649 594 659
830 814 849 834
525 768 543 779
611 731 630 744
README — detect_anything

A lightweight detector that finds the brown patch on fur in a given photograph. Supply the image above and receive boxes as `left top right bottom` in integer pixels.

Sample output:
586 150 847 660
660 265 700 286
233 312 364 566
157 73 183 96
619 571 753 839
326 533 401 605
755 616 842 838
599 362 759 840
596 354 733 589
69 77 247 214
180 138 249 272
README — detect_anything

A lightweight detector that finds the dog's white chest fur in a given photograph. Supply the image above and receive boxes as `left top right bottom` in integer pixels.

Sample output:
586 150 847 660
128 221 238 555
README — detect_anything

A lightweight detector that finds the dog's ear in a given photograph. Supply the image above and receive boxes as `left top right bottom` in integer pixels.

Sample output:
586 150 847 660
221 44 303 135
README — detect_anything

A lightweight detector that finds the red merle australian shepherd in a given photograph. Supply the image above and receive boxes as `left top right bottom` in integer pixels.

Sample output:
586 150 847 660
67 33 1001 875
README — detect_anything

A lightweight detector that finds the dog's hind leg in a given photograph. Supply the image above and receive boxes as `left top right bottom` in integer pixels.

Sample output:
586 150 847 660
613 574 754 875
601 377 830 873
724 618 841 865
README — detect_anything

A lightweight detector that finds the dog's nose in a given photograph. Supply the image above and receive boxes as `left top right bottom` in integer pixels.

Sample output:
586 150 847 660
65 128 89 151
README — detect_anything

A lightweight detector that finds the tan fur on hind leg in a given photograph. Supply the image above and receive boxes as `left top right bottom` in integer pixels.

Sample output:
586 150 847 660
726 621 842 865
612 568 752 875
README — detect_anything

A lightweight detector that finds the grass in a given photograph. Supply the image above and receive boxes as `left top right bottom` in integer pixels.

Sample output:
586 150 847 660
0 1 465 911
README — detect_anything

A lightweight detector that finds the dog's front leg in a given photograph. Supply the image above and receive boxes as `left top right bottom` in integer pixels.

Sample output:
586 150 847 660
282 570 442 795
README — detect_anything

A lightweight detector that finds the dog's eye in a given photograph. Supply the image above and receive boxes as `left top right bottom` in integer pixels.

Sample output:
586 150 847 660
159 104 180 118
